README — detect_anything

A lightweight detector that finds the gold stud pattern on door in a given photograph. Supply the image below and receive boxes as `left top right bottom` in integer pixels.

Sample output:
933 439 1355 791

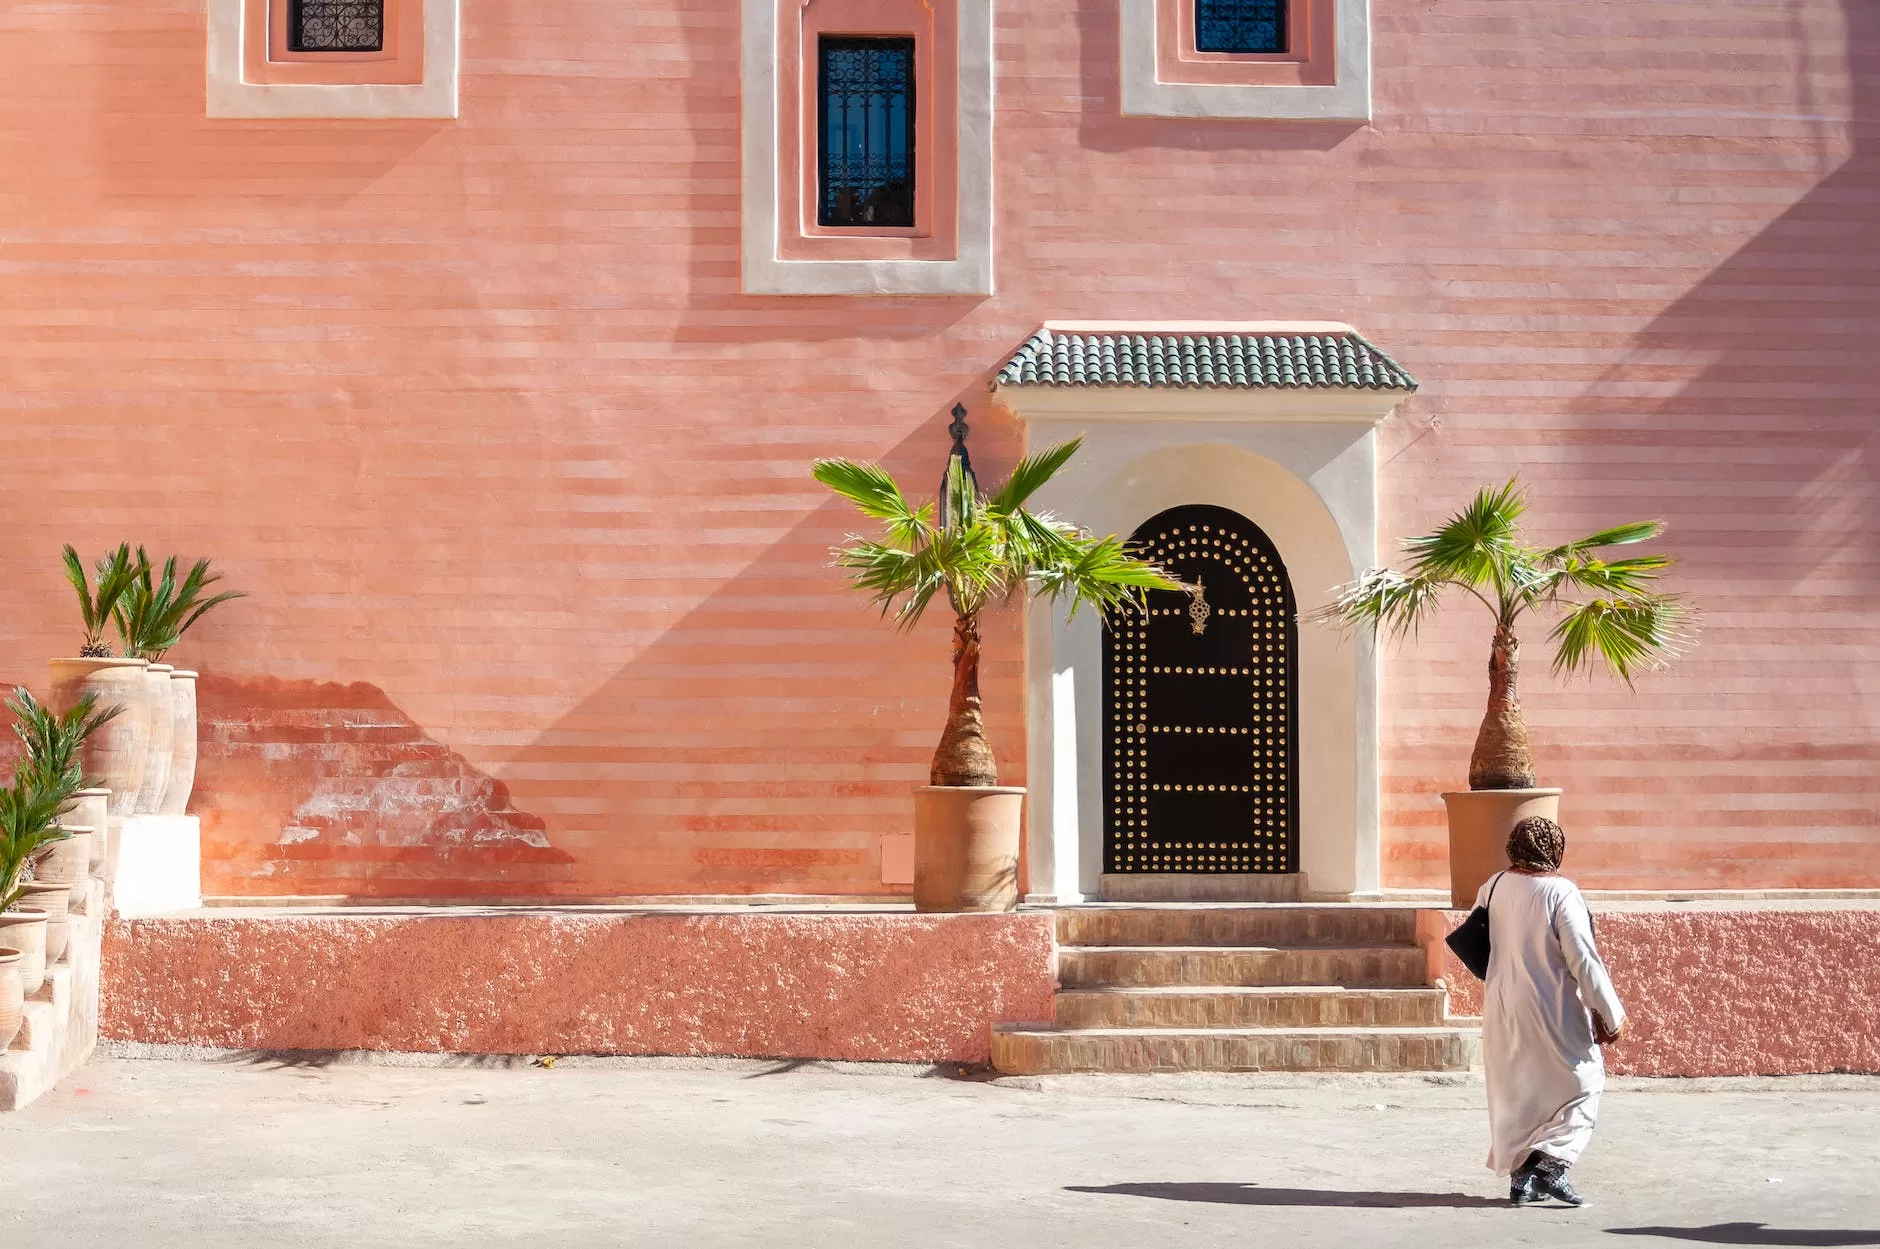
1102 505 1297 874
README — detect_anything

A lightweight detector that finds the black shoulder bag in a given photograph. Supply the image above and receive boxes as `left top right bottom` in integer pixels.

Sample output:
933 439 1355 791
1444 871 1504 981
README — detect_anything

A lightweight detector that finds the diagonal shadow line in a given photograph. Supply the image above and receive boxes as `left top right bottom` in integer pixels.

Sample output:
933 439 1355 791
1607 1226 1880 1247
1066 1182 1508 1209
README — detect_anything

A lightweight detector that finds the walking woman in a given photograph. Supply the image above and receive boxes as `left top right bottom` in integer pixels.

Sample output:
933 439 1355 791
1477 816 1626 1208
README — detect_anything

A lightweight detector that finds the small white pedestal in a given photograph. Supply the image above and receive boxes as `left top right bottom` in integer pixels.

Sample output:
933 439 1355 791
107 815 202 918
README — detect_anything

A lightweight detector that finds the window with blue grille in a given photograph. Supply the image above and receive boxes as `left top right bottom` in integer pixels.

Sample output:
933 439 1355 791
818 37 916 229
288 0 384 51
1195 0 1286 54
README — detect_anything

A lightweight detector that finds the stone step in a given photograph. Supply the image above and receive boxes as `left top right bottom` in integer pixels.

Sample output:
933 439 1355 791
1097 874 1302 903
1 876 103 1111
1057 905 1421 949
1055 986 1448 1029
1059 945 1429 990
991 1025 1481 1075
12 983 63 1052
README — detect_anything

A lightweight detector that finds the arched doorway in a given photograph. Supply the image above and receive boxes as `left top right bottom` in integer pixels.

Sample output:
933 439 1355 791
1102 504 1299 875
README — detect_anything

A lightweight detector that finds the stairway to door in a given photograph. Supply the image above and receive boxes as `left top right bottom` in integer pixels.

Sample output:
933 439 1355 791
990 903 1480 1075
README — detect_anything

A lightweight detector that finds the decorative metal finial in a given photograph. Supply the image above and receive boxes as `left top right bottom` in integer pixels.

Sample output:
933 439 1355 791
947 402 971 452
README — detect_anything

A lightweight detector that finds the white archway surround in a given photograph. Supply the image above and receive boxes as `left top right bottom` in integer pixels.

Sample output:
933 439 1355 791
990 322 1413 902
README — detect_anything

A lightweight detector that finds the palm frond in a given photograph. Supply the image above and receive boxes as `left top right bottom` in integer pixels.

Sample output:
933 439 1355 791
62 546 99 642
1309 566 1450 640
831 540 929 619
812 443 1172 630
1548 553 1673 599
64 543 142 653
175 588 247 641
0 778 72 912
114 550 245 660
1543 520 1666 562
8 685 122 797
813 459 934 551
1030 531 1185 619
1402 480 1526 595
988 438 1081 515
1549 594 1691 684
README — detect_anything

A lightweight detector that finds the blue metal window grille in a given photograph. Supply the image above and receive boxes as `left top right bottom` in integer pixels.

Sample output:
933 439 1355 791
288 0 384 51
818 37 916 229
1195 0 1286 54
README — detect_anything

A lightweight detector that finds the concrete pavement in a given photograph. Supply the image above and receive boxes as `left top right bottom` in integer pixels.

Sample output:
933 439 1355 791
2 1056 1874 1248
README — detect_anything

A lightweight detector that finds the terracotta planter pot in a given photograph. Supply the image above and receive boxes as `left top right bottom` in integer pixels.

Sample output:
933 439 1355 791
30 827 93 913
911 785 1025 913
1440 788 1563 908
64 788 110 873
50 657 149 816
0 948 21 1051
14 883 70 964
134 663 176 814
0 912 48 995
159 670 199 816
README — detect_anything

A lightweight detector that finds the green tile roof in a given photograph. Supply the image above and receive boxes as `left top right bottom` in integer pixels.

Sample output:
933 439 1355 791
995 327 1417 391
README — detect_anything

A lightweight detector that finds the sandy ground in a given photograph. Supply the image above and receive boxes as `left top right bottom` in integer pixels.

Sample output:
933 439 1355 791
2 1056 1874 1248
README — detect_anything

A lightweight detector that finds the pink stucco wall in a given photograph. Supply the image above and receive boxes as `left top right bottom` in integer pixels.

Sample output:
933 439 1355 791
1438 905 1880 1077
0 0 1876 895
99 911 1058 1063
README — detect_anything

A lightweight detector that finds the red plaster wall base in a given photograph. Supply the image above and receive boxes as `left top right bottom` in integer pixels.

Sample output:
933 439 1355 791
101 911 1057 1065
1438 906 1880 1077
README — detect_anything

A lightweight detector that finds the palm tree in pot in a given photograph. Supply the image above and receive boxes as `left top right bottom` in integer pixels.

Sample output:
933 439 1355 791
52 544 152 815
0 777 73 1002
11 686 123 884
114 550 246 815
814 413 1180 911
1313 481 1689 905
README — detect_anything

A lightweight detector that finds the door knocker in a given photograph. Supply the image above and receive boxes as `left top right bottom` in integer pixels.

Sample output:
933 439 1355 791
1187 579 1211 636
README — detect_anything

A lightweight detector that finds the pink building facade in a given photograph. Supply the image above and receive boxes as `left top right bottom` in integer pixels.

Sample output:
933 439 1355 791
4 0 1880 1080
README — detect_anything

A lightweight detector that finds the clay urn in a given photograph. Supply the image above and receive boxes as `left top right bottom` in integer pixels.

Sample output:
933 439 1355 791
0 912 48 995
14 882 71 964
911 785 1026 912
30 827 93 914
159 670 199 816
50 657 149 817
134 662 176 815
0 948 22 1052
1439 788 1563 908
65 787 110 873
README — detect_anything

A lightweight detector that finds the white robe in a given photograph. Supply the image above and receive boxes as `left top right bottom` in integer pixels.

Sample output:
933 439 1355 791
1476 870 1626 1176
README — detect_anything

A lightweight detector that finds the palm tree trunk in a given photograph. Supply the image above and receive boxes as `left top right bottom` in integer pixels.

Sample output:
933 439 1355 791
931 611 999 787
1469 622 1537 790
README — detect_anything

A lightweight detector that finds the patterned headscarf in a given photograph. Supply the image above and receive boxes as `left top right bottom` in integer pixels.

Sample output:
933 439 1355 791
1507 815 1566 873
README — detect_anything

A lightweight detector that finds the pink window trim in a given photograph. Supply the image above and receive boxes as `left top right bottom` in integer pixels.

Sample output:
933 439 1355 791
245 0 424 85
1158 0 1335 88
777 0 960 263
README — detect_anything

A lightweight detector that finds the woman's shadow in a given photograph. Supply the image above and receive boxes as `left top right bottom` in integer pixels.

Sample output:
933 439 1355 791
1066 1182 1506 1209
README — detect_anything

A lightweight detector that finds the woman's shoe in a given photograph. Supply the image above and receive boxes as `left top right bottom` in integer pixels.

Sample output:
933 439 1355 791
1530 1159 1589 1208
1509 1171 1545 1206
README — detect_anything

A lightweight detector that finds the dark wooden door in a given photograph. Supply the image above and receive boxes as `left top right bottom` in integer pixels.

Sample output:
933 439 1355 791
1102 504 1298 874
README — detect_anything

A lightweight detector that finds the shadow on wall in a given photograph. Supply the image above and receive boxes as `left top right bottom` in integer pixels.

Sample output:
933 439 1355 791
193 675 574 898
186 398 1033 901
483 398 1032 897
1541 0 1880 888
1564 0 1880 586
